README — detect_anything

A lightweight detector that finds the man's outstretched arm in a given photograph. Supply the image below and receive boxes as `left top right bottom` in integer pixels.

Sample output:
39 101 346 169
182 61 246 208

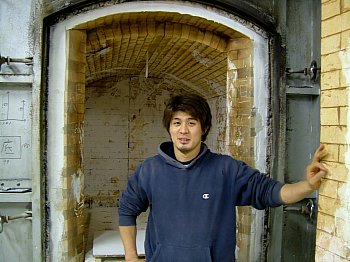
280 144 328 204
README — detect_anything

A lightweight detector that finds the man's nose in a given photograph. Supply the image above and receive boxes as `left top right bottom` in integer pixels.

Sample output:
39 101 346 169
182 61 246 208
179 123 189 133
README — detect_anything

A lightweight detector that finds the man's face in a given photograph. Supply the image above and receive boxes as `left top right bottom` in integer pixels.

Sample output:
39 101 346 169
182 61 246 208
169 111 203 161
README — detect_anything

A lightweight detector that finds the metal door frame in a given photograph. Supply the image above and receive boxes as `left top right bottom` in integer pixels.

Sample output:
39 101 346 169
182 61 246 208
267 0 321 261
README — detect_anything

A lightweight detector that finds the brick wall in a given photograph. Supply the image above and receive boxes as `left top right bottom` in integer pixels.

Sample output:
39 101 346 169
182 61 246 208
317 0 350 260
226 37 256 261
64 29 86 261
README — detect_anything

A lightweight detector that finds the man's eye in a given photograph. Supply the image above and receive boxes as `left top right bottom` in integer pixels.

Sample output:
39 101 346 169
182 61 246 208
188 121 196 126
172 121 180 125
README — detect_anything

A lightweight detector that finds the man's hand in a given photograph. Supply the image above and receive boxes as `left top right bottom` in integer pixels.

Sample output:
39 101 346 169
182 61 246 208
306 144 328 190
280 144 328 204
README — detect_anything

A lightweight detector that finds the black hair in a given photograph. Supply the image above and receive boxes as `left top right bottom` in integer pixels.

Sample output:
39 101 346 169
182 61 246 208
163 93 212 141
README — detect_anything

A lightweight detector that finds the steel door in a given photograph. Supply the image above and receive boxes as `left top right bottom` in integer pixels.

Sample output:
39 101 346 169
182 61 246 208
268 0 321 261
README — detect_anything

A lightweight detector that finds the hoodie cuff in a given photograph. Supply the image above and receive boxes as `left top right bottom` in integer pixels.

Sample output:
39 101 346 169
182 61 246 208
118 215 137 226
272 181 285 206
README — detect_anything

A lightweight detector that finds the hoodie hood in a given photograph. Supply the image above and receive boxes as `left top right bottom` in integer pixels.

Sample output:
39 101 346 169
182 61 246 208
158 141 208 169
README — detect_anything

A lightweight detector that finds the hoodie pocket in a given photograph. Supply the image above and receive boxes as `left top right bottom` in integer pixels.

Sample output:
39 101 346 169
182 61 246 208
149 244 212 262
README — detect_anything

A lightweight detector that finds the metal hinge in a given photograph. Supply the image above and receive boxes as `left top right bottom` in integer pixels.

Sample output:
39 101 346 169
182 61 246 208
283 199 315 219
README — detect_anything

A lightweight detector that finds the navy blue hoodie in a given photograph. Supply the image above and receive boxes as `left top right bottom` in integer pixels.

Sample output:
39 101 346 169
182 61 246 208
119 142 284 261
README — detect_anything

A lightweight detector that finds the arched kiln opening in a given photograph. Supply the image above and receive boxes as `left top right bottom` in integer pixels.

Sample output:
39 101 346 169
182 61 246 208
46 2 269 261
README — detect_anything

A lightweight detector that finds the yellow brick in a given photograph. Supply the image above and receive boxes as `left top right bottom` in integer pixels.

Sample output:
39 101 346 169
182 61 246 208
339 144 350 163
230 58 247 69
339 106 348 125
321 70 341 89
227 50 238 61
339 49 350 72
60 239 69 252
337 181 350 200
343 0 350 12
320 178 339 198
322 15 341 37
318 195 338 214
315 245 334 262
321 126 347 144
333 255 348 262
317 230 350 259
237 49 251 60
321 89 348 107
227 38 252 51
341 11 350 31
316 230 332 250
323 160 350 181
317 212 336 234
321 107 339 125
340 29 350 50
322 143 339 162
334 217 347 240
332 237 350 260
340 68 350 87
322 34 341 55
68 30 87 61
236 234 250 261
322 52 343 72
322 0 341 20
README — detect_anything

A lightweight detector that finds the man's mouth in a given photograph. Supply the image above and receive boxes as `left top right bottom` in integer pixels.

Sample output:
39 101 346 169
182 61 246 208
178 138 190 144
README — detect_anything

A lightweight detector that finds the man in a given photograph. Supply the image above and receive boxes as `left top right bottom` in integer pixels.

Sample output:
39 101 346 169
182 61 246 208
118 93 327 262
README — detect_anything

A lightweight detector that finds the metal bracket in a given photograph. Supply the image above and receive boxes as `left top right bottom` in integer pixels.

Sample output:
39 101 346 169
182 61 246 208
0 210 32 233
285 60 320 82
0 54 33 71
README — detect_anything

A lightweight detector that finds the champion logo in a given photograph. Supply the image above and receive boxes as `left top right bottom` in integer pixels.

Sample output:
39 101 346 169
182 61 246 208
202 193 210 200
